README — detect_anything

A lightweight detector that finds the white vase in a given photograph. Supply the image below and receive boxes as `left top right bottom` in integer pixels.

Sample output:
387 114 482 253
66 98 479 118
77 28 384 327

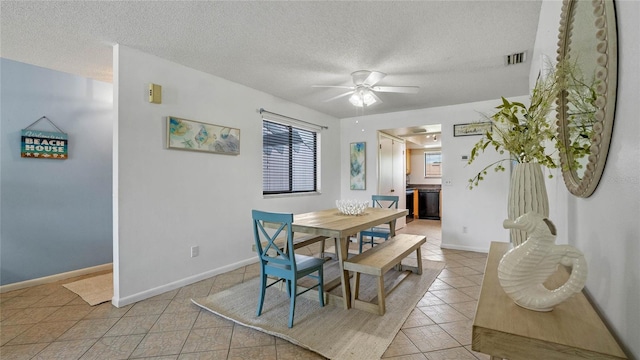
508 163 549 246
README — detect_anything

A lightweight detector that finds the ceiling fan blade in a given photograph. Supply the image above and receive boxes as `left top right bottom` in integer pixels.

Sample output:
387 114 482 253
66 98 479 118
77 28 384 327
362 71 387 86
312 85 355 89
372 86 420 94
324 91 354 102
369 91 382 104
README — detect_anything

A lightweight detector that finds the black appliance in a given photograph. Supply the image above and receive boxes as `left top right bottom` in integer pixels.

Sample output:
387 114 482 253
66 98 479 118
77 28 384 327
418 189 440 220
406 189 414 218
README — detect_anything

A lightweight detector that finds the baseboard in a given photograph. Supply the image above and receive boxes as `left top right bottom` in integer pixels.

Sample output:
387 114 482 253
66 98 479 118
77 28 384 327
440 242 489 253
0 263 113 294
112 257 258 307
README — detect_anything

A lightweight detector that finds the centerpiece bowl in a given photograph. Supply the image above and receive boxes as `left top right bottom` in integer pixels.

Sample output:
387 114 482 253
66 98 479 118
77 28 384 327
336 199 369 215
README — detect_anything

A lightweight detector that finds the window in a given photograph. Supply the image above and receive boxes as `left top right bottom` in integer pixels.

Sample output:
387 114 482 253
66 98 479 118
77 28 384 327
263 120 317 195
424 151 442 177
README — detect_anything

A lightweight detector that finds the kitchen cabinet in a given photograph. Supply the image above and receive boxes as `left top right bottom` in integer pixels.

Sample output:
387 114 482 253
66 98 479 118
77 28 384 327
418 189 440 220
406 149 411 174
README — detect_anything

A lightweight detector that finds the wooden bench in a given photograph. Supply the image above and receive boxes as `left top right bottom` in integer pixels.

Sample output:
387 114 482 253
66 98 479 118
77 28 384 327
343 233 426 315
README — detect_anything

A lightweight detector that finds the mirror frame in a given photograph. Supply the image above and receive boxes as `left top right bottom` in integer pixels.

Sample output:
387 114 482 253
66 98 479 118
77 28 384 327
556 0 618 197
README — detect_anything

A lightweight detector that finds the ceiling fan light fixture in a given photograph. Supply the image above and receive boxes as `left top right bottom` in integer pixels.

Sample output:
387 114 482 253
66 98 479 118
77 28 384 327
349 92 363 107
349 88 377 107
362 90 376 106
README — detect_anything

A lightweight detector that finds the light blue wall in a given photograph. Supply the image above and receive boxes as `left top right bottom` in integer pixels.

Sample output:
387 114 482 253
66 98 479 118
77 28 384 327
0 59 113 285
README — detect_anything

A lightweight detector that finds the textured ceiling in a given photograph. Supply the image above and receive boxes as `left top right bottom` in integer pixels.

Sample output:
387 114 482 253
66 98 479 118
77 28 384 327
0 1 542 119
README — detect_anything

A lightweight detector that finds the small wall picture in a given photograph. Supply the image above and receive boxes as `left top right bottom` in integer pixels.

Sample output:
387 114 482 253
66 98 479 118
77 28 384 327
167 116 240 155
350 142 366 190
453 122 493 137
21 129 68 160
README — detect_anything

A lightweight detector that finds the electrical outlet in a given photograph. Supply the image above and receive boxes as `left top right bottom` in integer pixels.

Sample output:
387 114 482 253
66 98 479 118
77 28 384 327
444 180 453 186
462 226 468 234
191 245 199 258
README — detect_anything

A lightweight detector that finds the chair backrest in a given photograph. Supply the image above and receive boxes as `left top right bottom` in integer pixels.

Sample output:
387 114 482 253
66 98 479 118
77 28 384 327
372 195 399 209
252 210 296 271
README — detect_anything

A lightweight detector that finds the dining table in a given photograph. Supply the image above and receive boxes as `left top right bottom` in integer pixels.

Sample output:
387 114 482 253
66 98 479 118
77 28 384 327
288 207 408 310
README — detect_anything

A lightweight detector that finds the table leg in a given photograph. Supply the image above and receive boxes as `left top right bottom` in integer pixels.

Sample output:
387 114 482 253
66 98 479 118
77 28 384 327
389 220 403 271
389 220 397 237
335 235 352 309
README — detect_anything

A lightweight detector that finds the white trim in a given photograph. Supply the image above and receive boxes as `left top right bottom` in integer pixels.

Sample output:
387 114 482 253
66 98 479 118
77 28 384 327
0 263 113 293
263 191 321 199
440 242 489 253
112 43 121 303
259 108 327 132
378 131 405 143
111 257 257 307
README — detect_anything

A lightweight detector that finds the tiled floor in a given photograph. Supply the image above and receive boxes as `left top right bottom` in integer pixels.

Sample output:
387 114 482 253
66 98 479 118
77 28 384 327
1 219 490 359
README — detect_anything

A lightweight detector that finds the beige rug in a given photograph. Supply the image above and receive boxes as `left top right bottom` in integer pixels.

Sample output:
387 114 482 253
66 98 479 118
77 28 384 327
192 259 444 360
63 273 113 306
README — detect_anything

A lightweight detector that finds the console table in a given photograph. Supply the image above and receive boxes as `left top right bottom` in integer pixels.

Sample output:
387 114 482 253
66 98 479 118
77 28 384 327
472 242 627 360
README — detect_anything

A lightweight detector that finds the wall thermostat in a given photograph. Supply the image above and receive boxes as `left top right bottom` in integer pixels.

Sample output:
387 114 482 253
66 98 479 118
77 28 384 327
149 83 162 104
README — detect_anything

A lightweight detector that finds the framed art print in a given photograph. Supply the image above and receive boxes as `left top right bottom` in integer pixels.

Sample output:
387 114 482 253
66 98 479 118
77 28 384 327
453 122 493 137
167 116 240 155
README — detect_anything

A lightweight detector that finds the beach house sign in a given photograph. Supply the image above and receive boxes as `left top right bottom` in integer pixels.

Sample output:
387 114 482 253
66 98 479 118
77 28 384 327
21 116 68 160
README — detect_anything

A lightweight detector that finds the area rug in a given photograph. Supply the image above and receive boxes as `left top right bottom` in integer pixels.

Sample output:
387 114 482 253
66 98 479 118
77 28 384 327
63 273 113 306
192 259 444 360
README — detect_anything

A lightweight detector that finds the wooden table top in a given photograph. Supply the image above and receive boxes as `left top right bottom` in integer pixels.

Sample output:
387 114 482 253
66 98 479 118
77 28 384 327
291 207 408 239
472 241 627 360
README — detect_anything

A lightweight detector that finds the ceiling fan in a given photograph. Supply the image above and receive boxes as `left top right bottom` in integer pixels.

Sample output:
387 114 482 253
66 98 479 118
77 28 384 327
312 70 419 107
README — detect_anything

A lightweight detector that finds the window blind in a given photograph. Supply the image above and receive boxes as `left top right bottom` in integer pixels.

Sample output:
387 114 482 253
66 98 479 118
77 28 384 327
262 120 317 194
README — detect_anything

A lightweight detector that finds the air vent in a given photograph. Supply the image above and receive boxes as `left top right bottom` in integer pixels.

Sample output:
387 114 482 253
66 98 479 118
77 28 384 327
411 128 427 133
505 51 527 66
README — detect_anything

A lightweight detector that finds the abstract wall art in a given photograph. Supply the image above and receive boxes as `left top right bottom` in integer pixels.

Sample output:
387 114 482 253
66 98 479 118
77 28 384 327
167 116 240 155
350 142 366 190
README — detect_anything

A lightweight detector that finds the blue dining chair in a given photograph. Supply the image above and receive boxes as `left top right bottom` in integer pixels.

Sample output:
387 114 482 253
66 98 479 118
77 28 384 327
252 209 325 328
358 195 399 253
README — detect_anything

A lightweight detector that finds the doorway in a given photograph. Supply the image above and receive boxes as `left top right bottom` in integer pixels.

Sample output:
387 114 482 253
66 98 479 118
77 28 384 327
380 124 443 223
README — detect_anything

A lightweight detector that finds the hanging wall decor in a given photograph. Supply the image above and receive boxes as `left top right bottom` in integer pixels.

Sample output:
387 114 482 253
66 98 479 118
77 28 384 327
350 142 366 190
21 116 68 160
453 122 492 137
167 116 240 155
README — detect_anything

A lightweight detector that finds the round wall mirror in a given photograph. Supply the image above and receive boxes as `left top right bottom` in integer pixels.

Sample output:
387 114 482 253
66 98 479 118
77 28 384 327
556 0 618 197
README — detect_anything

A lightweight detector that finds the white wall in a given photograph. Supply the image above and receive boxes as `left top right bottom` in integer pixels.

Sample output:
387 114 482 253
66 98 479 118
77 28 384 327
529 0 569 244
0 59 113 286
340 99 527 253
532 1 639 356
113 45 341 305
